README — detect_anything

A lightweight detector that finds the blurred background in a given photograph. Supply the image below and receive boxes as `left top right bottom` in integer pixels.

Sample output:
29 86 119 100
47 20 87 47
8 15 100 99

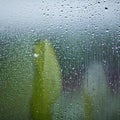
0 0 120 120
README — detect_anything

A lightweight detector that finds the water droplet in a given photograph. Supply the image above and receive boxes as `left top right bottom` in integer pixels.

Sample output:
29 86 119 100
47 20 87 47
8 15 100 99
43 13 45 16
105 7 108 10
65 16 68 18
60 10 63 12
47 9 49 11
72 67 75 70
105 29 109 32
34 53 39 58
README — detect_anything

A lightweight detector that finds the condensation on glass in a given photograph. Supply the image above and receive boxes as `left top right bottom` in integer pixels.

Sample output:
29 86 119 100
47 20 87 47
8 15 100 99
0 0 120 120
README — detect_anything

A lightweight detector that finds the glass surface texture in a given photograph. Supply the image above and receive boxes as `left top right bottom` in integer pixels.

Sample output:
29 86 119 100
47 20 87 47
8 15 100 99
0 0 120 120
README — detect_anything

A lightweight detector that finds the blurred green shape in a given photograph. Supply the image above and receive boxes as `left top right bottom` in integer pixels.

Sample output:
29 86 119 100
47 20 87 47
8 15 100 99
83 92 94 120
30 40 62 120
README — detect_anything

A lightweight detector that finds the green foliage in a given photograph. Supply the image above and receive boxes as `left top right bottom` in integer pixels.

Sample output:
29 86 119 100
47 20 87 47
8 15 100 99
30 40 62 120
83 92 94 120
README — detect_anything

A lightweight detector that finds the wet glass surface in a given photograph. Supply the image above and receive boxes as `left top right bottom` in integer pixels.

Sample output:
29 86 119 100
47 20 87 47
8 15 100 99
0 0 120 120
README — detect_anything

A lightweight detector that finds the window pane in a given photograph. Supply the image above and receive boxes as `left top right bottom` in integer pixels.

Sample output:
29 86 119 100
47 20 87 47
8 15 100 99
0 0 120 120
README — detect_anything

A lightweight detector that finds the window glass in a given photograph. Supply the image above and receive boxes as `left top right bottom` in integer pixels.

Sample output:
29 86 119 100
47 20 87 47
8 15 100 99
0 0 120 120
